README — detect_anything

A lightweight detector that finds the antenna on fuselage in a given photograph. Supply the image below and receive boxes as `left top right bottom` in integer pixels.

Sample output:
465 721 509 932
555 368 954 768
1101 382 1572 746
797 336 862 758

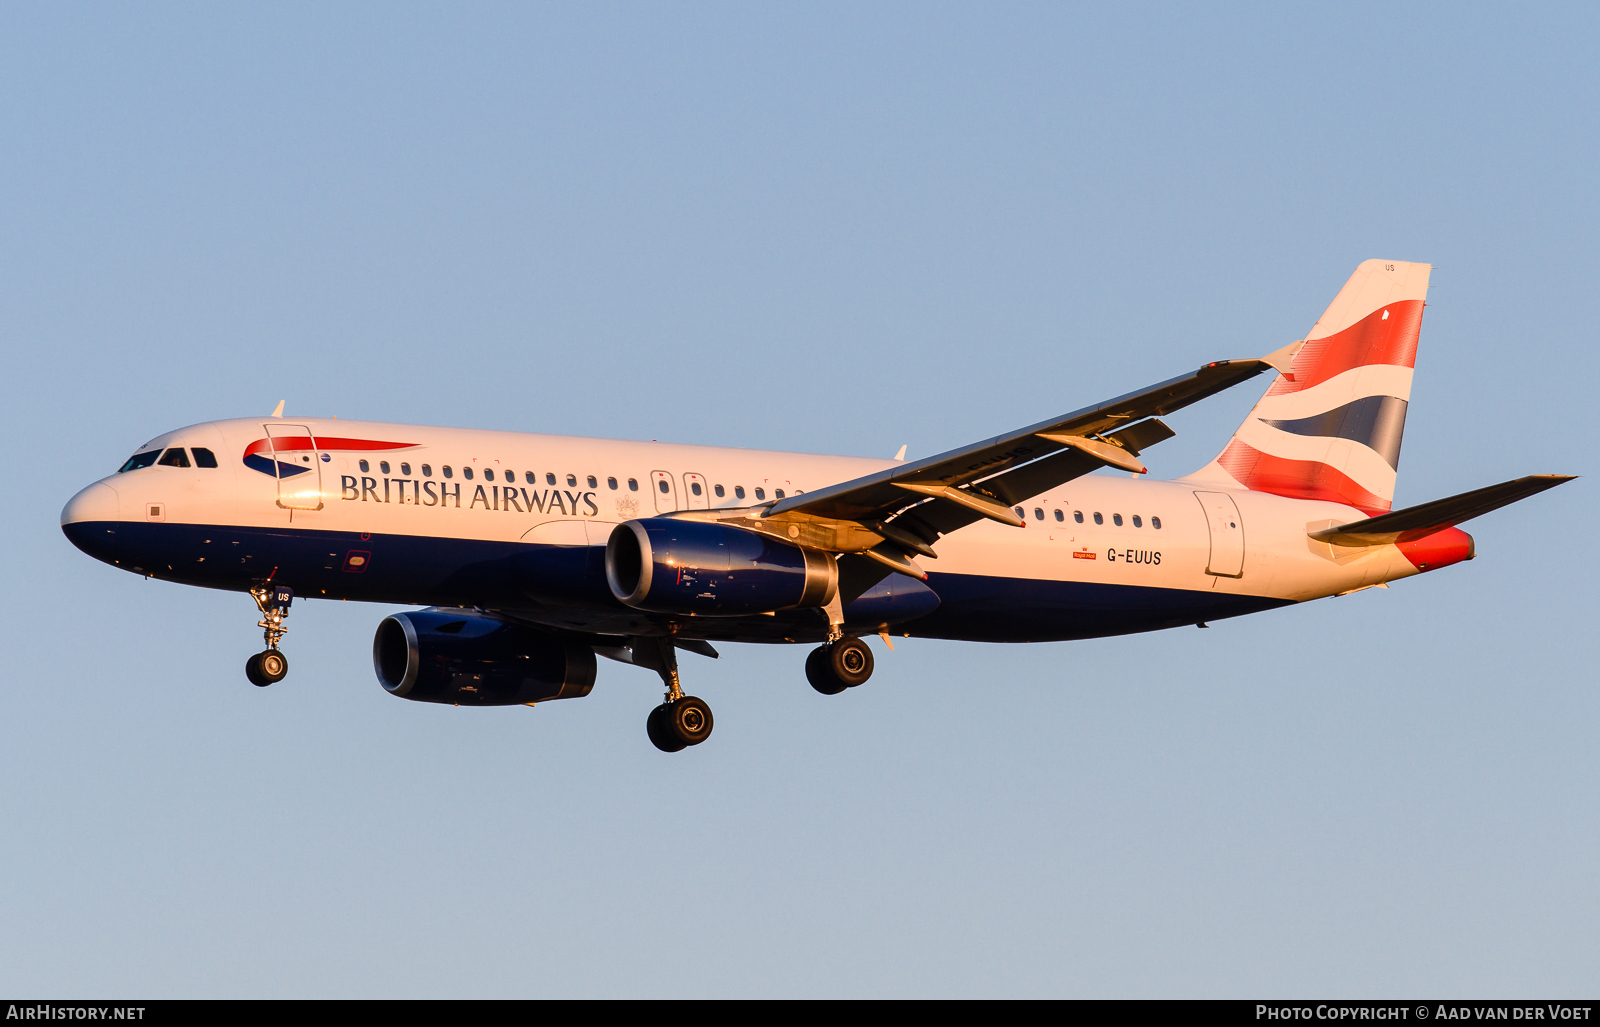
270 400 285 418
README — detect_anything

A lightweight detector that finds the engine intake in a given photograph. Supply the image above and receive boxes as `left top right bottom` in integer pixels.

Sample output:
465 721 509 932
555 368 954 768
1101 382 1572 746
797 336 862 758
373 610 596 706
606 518 837 616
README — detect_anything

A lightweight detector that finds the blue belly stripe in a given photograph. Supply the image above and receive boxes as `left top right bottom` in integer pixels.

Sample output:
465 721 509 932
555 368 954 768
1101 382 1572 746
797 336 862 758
61 520 1292 643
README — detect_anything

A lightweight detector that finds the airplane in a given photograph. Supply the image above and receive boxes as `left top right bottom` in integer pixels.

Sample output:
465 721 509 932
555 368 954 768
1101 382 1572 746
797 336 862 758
60 260 1573 752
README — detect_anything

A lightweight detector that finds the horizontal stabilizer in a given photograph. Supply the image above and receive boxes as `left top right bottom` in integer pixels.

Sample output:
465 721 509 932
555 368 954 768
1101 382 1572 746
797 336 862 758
1309 474 1575 547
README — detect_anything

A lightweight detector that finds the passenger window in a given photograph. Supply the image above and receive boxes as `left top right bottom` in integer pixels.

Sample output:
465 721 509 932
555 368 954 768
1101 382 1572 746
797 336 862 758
400 462 411 476
735 486 745 499
755 488 765 500
1054 509 1064 522
567 474 577 487
714 484 724 498
1093 512 1103 525
380 461 391 474
1074 510 1084 523
1034 508 1043 520
587 475 598 488
1014 507 1024 518
192 448 218 468
1152 516 1162 529
526 472 536 484
485 469 496 481
118 450 161 472
1113 513 1123 526
608 477 618 490
691 482 702 496
1132 515 1142 528
464 467 475 480
359 459 370 473
158 448 191 468
422 465 433 477
443 466 453 478
658 480 669 494
775 489 785 499
628 478 639 491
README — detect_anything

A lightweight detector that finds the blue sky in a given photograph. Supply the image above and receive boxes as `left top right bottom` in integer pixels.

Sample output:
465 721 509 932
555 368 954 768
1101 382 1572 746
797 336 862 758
1 3 1594 996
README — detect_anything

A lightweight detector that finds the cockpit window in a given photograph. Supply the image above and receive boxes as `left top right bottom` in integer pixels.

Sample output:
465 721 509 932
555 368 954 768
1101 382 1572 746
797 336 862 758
118 451 161 473
192 447 218 468
157 448 191 468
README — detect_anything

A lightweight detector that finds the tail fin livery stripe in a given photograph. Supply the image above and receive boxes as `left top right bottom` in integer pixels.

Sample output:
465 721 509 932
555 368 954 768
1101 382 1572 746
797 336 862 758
1265 299 1424 396
1248 364 1414 422
1231 416 1398 499
1261 394 1408 469
1215 439 1390 514
1186 259 1430 512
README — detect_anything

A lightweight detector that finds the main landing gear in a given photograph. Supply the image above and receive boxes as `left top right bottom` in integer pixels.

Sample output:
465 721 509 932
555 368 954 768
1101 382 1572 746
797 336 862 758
640 638 714 753
806 635 874 695
246 585 293 687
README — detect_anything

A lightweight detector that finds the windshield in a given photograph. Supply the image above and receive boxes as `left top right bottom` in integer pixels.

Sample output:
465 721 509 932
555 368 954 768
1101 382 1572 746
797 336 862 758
118 450 161 473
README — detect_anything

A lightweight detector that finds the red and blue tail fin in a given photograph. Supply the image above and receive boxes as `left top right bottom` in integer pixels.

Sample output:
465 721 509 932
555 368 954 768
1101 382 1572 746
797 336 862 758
1187 259 1431 514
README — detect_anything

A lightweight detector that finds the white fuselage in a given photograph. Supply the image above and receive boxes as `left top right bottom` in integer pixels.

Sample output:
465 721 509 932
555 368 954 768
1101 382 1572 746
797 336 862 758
62 416 1443 645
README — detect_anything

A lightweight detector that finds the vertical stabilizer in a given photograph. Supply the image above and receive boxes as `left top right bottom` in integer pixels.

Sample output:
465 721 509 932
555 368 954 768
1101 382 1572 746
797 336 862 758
1186 260 1431 514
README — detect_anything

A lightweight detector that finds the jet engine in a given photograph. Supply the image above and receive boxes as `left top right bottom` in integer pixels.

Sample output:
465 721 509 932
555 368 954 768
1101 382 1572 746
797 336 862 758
605 518 837 616
373 609 596 706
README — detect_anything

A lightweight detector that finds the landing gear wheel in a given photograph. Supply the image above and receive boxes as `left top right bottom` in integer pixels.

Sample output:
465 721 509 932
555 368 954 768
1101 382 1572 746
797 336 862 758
806 646 848 695
829 636 874 687
246 649 288 687
667 696 714 746
647 704 687 752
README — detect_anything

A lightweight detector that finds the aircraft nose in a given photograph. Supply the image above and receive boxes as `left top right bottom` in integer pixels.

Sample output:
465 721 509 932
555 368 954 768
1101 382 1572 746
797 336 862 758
61 482 120 526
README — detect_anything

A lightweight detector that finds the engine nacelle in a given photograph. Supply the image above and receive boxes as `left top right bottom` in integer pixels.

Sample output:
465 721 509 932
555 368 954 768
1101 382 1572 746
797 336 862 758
373 609 596 706
605 518 837 616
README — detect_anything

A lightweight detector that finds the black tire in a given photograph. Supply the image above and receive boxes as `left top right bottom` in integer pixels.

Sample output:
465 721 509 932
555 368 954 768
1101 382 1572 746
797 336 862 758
246 650 287 687
258 649 288 683
806 646 847 695
829 637 874 687
647 704 687 752
667 696 714 746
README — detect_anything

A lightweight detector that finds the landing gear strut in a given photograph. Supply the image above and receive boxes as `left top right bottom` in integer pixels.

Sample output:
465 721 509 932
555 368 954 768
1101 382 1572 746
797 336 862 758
641 637 714 752
246 585 293 687
806 636 874 695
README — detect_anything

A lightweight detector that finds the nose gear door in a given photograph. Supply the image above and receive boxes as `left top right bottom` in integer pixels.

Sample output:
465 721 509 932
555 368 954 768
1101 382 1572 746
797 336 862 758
1194 491 1244 578
264 423 324 510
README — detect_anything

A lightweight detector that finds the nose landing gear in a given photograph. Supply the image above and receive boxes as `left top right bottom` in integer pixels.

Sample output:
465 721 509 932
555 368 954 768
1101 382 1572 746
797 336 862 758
246 585 294 687
806 636 874 695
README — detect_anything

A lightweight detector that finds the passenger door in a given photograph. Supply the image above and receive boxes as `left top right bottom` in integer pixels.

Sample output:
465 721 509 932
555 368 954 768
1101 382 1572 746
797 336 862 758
682 472 710 510
651 470 678 513
1194 491 1244 577
265 423 324 510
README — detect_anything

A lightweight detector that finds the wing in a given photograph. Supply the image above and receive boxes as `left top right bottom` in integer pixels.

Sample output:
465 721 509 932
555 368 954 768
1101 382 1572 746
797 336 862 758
770 354 1286 527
